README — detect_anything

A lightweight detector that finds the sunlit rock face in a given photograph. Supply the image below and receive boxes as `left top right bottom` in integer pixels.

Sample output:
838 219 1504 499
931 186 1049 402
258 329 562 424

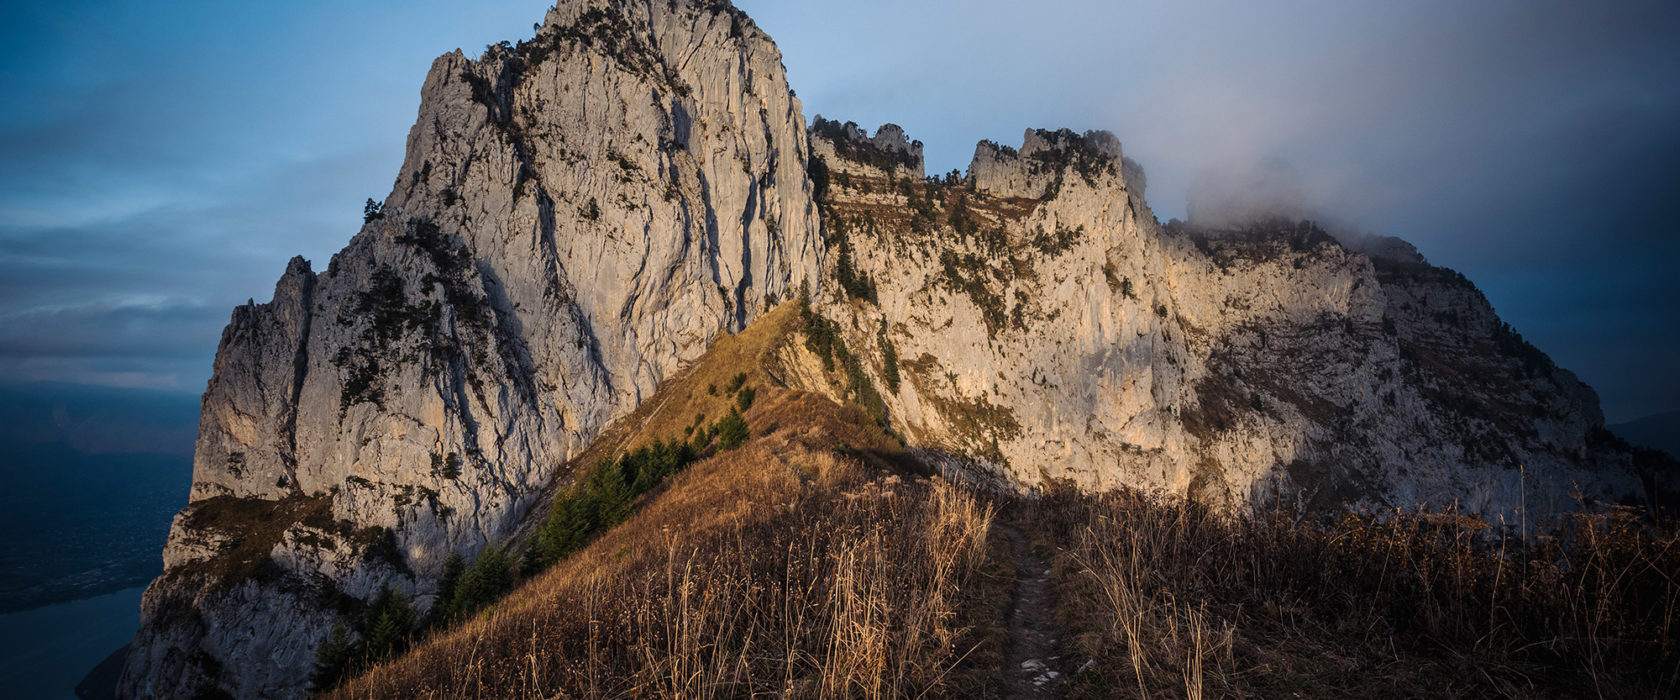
809 122 1657 518
121 1 820 696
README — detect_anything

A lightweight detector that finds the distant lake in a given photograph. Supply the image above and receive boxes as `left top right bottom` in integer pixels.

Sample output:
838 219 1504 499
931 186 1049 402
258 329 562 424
0 443 191 613
0 587 146 700
0 383 197 698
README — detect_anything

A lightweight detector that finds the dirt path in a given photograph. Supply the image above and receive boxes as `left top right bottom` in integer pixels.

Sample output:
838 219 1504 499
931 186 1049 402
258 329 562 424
1000 521 1065 698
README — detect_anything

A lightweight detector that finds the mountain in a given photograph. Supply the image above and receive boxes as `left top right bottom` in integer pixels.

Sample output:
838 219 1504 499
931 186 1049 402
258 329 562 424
1610 411 1680 459
312 296 1677 700
120 2 817 696
806 122 1665 517
118 1 1674 698
0 382 198 459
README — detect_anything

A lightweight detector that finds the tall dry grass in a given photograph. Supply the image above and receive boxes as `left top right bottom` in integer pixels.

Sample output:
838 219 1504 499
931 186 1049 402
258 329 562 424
1034 485 1680 699
329 400 1001 699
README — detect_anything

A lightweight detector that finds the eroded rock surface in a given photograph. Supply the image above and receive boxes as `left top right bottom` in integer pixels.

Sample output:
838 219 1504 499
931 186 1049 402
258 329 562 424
121 1 819 696
808 123 1663 519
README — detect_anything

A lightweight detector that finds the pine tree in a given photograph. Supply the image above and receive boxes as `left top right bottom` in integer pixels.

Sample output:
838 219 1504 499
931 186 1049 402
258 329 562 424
716 408 750 450
428 552 465 627
587 460 635 526
367 608 409 659
309 624 362 693
363 586 415 659
450 547 514 619
519 542 544 579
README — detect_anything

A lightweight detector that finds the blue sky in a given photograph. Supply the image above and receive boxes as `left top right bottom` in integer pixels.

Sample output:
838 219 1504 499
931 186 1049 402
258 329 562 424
1 0 1676 423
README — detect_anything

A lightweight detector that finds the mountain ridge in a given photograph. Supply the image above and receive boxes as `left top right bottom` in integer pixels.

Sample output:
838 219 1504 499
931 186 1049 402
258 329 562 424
117 1 1672 697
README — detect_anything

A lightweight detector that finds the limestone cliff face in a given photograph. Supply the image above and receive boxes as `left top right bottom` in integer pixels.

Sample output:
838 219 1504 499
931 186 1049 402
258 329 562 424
121 1 820 697
808 123 1659 519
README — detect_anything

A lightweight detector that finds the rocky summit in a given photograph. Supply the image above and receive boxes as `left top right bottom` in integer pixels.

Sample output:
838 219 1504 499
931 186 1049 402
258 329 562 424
119 1 1672 698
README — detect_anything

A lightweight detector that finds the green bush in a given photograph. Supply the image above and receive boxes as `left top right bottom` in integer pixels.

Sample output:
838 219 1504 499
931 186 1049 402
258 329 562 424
311 585 418 692
446 547 513 621
878 323 901 393
430 452 462 479
798 298 887 426
309 624 360 693
429 552 465 626
715 408 750 450
833 233 878 303
365 586 417 659
537 438 698 566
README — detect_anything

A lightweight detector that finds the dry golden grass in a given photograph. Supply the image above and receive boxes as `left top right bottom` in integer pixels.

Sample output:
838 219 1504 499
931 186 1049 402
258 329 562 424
1029 485 1680 699
540 301 809 481
328 387 1004 699
322 295 1680 699
515 300 860 544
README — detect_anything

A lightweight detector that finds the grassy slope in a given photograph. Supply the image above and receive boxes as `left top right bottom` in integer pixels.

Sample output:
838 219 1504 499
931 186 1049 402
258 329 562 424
329 302 1013 698
328 301 1680 699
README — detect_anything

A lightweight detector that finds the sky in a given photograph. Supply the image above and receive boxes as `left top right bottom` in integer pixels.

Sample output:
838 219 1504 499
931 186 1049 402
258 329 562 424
1 0 1676 423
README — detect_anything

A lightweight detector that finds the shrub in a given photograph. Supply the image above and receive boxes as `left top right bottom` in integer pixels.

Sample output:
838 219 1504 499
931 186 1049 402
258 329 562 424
309 625 360 693
878 324 901 393
430 452 462 480
798 299 888 426
445 547 514 621
364 587 417 660
428 553 465 627
311 585 418 692
715 408 750 450
833 233 877 303
537 438 699 566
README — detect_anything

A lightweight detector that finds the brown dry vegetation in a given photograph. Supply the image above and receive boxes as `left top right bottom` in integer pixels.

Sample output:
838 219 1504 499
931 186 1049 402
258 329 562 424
332 456 1680 699
329 386 1010 699
322 298 1680 699
515 302 817 536
172 494 333 584
1030 485 1680 699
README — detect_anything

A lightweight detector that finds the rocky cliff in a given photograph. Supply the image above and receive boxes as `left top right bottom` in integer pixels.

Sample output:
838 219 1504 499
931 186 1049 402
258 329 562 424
124 1 1667 698
806 121 1663 519
121 1 819 697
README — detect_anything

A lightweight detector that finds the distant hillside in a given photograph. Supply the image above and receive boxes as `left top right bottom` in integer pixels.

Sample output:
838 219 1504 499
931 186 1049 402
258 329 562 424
1610 411 1680 459
0 382 199 458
